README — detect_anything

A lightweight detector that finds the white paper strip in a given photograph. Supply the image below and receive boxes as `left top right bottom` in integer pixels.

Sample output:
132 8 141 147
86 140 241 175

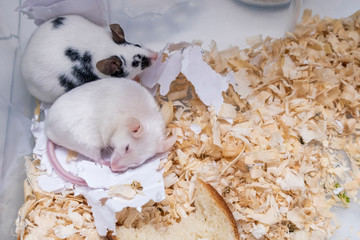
140 43 230 113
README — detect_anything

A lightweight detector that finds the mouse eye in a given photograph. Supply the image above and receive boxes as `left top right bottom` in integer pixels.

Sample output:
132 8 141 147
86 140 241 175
125 145 130 153
132 60 140 68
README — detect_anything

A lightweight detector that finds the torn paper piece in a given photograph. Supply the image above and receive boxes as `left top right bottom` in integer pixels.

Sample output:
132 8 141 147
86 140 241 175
140 44 229 113
37 174 72 193
181 46 229 112
157 51 184 94
31 120 53 173
75 180 165 236
140 42 189 89
75 153 167 189
31 120 46 156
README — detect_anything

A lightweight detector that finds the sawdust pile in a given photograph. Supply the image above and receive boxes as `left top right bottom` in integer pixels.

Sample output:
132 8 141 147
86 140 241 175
16 10 360 240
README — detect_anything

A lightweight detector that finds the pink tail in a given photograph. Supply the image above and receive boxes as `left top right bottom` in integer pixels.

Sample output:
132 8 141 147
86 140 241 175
46 140 87 186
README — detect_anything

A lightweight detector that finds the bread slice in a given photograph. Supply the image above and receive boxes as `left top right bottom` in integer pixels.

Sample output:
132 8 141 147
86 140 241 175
107 179 239 240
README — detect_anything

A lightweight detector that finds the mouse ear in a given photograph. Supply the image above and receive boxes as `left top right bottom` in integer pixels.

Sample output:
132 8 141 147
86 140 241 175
157 135 177 153
127 118 144 138
110 24 126 44
96 56 122 76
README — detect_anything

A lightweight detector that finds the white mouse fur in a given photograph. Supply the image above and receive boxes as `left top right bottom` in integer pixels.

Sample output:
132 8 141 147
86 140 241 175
21 15 157 103
45 78 175 172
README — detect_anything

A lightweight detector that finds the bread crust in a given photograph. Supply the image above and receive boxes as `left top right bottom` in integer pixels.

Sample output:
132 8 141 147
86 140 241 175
108 178 240 239
197 179 240 239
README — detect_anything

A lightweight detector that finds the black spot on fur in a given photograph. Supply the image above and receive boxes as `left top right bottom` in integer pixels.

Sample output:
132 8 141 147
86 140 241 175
51 17 65 29
132 54 141 68
72 66 99 83
60 49 100 90
132 54 151 70
81 52 92 65
71 51 99 84
59 74 77 91
132 61 139 68
141 56 151 70
65 48 80 62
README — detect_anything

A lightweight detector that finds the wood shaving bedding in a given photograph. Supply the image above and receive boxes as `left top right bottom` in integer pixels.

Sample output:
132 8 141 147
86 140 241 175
16 10 360 239
16 159 100 240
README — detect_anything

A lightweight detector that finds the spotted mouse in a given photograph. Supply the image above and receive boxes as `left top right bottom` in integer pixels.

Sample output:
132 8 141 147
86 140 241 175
21 15 157 103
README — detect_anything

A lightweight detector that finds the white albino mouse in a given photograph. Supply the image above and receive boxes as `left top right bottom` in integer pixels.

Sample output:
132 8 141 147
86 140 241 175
21 15 157 103
45 78 176 185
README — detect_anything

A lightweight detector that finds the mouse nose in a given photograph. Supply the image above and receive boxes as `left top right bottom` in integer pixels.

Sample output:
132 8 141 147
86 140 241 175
144 48 158 61
150 52 158 61
111 160 127 172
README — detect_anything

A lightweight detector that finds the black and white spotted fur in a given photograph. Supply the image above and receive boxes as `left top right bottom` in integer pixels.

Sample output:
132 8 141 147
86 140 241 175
21 15 156 103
